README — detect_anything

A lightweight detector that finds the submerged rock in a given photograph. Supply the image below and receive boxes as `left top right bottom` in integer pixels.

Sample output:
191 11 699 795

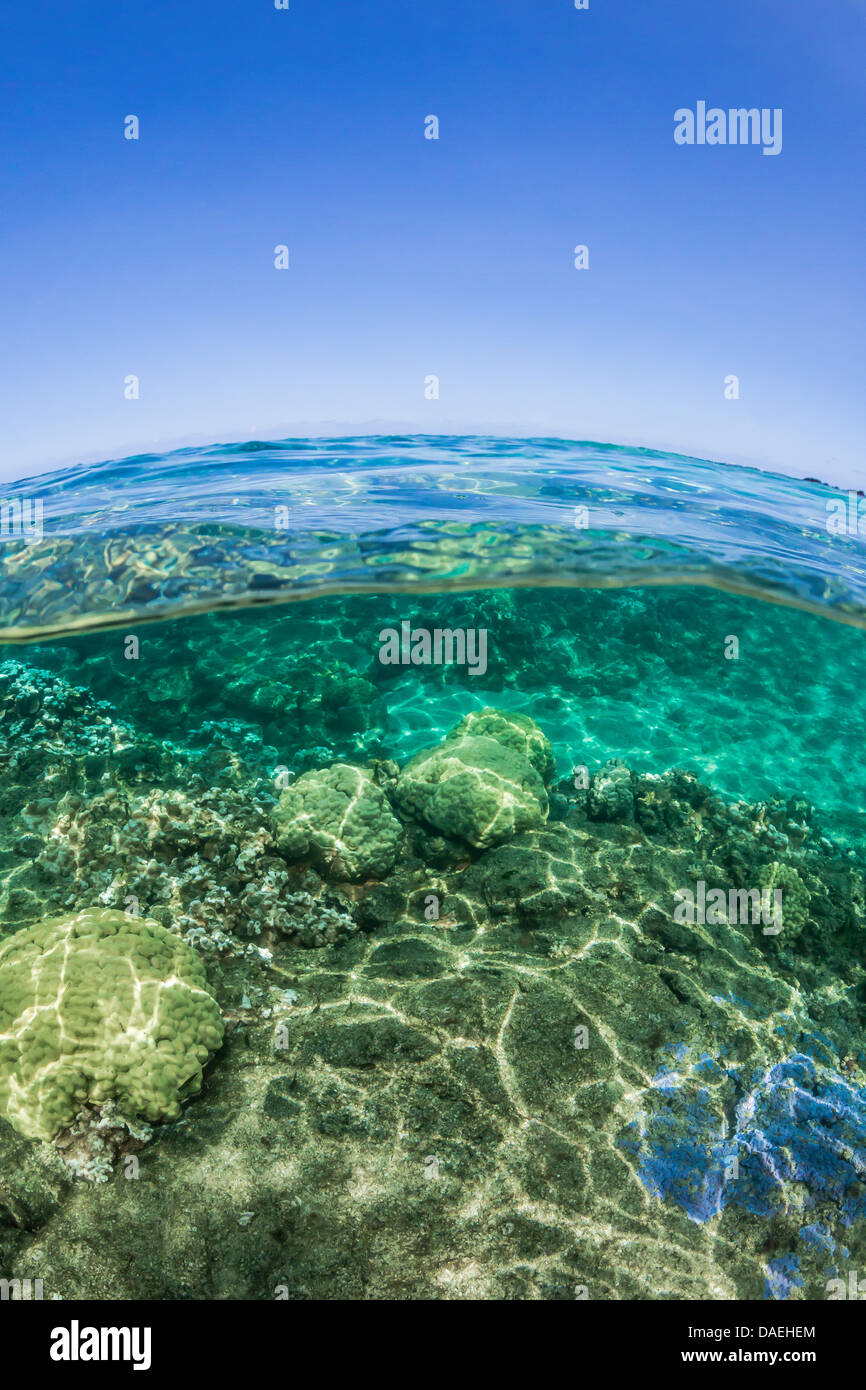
461 824 600 927
624 1051 866 1228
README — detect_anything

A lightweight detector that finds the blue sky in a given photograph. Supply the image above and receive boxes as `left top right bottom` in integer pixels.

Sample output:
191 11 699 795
0 0 863 483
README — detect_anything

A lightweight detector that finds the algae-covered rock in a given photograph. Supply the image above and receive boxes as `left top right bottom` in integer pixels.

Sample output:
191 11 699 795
0 909 223 1142
461 825 598 926
396 724 549 851
450 708 556 783
273 763 402 881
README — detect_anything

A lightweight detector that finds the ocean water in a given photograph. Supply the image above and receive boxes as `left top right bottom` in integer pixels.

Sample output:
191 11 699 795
1 436 865 1302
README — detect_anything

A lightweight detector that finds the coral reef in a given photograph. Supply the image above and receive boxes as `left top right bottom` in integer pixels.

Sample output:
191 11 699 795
1 581 866 1301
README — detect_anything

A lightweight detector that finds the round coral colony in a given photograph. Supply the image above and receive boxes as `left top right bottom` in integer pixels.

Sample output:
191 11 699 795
0 908 224 1142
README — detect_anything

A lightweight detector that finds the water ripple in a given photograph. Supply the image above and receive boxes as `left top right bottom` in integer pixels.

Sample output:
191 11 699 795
1 436 864 640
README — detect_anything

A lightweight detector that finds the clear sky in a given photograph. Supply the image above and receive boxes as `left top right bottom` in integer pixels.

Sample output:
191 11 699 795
0 0 863 484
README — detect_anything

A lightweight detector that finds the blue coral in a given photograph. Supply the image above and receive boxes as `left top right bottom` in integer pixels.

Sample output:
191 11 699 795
764 1254 803 1301
622 1051 866 1228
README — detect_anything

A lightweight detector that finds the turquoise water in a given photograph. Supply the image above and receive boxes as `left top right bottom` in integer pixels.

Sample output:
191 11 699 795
15 584 866 849
1 437 865 1301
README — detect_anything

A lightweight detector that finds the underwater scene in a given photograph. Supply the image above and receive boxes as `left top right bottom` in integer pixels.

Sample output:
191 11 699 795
1 437 866 1303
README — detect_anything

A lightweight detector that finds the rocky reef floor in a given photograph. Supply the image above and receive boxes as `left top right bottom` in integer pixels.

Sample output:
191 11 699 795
1 601 865 1301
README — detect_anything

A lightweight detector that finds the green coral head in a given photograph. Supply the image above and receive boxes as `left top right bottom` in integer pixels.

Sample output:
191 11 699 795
396 717 550 850
0 909 224 1142
449 707 556 784
760 861 812 940
273 762 402 881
